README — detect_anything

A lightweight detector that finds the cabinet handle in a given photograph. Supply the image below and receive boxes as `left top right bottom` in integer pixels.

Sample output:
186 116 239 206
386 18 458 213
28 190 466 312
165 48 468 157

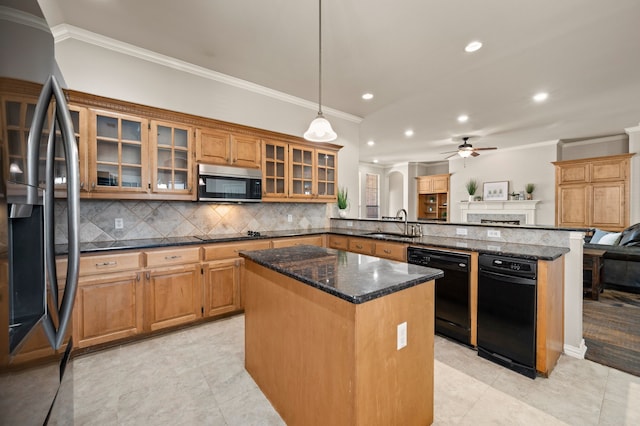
383 249 392 254
355 244 363 249
188 186 192 192
96 261 117 268
91 182 95 188
80 181 84 189
165 255 182 260
136 273 140 282
146 271 150 280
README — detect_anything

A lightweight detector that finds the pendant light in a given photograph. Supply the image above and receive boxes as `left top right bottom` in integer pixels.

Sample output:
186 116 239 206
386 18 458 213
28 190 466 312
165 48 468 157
304 0 337 142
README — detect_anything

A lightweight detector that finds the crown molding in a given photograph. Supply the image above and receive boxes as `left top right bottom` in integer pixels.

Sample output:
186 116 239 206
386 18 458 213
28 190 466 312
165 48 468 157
51 24 362 124
0 6 50 33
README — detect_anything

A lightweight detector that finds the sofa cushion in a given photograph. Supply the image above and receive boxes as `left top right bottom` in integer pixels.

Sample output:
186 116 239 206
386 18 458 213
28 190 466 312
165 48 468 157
598 232 622 245
590 228 611 244
619 223 640 247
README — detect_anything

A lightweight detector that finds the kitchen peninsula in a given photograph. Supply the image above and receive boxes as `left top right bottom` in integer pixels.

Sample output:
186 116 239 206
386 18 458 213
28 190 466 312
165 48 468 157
240 245 443 426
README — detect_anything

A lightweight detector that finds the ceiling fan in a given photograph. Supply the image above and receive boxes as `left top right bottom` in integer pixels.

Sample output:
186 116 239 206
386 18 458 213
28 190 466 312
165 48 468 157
442 137 497 159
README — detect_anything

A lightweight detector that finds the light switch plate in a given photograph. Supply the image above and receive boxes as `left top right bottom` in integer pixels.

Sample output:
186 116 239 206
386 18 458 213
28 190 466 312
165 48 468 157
487 229 501 238
456 228 468 236
115 218 123 229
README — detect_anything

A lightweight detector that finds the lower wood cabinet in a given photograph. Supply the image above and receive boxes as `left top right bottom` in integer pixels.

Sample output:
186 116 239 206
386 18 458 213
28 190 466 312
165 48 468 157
144 264 201 332
271 235 324 248
203 258 243 317
374 241 407 262
74 271 143 348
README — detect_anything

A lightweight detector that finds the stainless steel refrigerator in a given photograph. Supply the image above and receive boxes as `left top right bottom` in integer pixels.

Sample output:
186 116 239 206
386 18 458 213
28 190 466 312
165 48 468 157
1 1 80 424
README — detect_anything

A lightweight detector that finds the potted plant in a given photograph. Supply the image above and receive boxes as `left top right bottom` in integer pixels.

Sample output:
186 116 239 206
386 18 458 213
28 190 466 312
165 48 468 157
337 187 348 217
465 179 478 202
525 183 535 200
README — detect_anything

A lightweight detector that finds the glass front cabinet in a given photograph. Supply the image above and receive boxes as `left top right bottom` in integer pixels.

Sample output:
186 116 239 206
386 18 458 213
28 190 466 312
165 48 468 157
150 120 193 197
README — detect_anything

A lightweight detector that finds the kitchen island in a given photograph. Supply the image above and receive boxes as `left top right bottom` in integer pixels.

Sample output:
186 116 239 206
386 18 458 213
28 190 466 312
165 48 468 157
240 245 443 426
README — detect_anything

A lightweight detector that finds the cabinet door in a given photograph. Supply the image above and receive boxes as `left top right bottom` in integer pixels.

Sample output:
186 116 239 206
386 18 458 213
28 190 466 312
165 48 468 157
73 271 143 348
145 264 201 331
417 177 432 194
289 145 315 198
556 163 590 184
557 184 590 227
316 149 337 200
203 259 242 317
432 175 449 193
89 110 148 193
2 96 87 192
590 182 626 230
231 134 261 168
195 127 231 164
591 158 628 182
150 120 194 198
262 139 288 198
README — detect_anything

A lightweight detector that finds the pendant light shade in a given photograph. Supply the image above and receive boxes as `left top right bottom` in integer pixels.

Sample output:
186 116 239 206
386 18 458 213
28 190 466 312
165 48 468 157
304 0 337 142
304 112 337 142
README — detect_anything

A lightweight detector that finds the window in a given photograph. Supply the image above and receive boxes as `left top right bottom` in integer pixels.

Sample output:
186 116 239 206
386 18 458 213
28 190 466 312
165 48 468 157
365 173 379 218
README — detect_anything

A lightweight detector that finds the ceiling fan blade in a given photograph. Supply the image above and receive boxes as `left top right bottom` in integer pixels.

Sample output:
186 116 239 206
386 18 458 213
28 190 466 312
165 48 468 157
471 151 480 157
445 152 459 159
440 150 459 154
472 147 498 151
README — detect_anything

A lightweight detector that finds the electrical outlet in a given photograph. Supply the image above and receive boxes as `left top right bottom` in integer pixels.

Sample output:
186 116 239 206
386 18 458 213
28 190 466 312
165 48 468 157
287 214 293 223
346 221 353 227
456 228 467 236
397 322 407 350
115 218 123 229
488 229 501 238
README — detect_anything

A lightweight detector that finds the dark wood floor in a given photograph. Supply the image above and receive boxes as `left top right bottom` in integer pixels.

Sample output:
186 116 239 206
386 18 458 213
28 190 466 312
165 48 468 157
583 289 640 377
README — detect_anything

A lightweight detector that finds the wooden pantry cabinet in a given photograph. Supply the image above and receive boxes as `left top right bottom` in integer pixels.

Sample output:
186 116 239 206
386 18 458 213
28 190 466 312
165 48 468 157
553 154 633 231
416 174 450 221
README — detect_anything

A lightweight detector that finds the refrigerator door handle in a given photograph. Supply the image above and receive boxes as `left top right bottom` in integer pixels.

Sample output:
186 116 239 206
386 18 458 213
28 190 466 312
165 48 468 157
28 75 81 351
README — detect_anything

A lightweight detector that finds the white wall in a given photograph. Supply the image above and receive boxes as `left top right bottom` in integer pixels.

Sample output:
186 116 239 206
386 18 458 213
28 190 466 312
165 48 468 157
449 141 558 225
52 36 361 212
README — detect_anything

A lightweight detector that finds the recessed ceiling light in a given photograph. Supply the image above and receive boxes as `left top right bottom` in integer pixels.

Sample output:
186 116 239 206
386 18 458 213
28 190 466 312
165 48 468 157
362 93 374 100
533 92 549 102
457 114 469 123
465 41 483 53
373 159 379 163
404 129 414 137
367 140 375 146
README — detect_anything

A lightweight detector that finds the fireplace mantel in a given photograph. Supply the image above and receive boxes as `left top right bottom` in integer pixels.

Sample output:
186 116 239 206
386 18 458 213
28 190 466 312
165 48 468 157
459 200 540 225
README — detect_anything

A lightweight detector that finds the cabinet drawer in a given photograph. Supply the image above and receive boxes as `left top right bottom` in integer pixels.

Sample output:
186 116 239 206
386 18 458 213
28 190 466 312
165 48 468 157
145 246 201 267
72 252 143 276
348 238 375 255
271 235 324 248
374 242 407 261
203 240 272 261
328 235 348 250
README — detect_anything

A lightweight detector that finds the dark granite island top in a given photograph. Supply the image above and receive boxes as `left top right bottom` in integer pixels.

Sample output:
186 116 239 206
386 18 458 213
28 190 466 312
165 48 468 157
239 245 444 304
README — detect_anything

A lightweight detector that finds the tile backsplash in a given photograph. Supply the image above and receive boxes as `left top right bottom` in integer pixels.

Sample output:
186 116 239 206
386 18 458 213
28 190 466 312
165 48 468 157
55 200 332 244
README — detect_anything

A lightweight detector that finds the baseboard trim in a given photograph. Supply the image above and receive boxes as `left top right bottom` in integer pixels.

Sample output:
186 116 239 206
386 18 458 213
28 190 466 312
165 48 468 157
564 339 587 359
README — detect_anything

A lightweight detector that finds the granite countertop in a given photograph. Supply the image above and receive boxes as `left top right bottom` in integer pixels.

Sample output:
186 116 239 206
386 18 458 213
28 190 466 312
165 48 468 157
239 245 444 304
57 227 568 260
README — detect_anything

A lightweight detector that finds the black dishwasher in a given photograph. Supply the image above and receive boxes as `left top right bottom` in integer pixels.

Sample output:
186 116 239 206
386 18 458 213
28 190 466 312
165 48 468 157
477 254 537 379
407 247 471 345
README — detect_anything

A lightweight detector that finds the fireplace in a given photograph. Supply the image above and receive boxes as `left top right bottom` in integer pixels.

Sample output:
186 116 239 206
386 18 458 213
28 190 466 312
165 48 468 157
459 200 540 225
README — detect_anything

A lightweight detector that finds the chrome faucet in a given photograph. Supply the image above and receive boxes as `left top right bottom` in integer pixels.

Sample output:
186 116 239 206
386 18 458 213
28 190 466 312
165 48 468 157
396 208 408 235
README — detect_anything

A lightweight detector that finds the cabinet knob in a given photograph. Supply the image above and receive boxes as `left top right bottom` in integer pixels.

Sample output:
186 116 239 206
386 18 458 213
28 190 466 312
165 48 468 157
91 182 96 188
136 273 141 282
384 249 392 254
80 181 85 189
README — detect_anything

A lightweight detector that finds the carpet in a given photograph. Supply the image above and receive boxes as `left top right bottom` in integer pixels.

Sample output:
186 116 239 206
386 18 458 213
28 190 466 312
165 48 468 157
583 289 640 377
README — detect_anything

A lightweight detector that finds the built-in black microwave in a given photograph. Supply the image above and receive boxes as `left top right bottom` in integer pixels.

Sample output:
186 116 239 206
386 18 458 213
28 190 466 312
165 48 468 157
197 163 262 202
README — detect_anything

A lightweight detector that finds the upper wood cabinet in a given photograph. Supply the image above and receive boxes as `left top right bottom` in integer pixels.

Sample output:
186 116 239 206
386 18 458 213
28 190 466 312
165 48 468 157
553 154 633 231
262 138 288 198
417 174 449 194
288 145 338 201
150 120 194 197
1 88 87 194
88 109 149 194
196 127 261 169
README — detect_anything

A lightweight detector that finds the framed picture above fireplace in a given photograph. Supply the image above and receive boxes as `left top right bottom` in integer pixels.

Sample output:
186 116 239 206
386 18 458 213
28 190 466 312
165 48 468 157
483 181 509 201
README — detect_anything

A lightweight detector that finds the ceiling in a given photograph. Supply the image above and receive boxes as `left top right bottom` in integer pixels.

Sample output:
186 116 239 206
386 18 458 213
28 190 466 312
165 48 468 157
38 0 640 165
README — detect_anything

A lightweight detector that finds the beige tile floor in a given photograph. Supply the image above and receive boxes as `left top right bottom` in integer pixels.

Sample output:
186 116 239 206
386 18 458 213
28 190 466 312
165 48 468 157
61 315 640 425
